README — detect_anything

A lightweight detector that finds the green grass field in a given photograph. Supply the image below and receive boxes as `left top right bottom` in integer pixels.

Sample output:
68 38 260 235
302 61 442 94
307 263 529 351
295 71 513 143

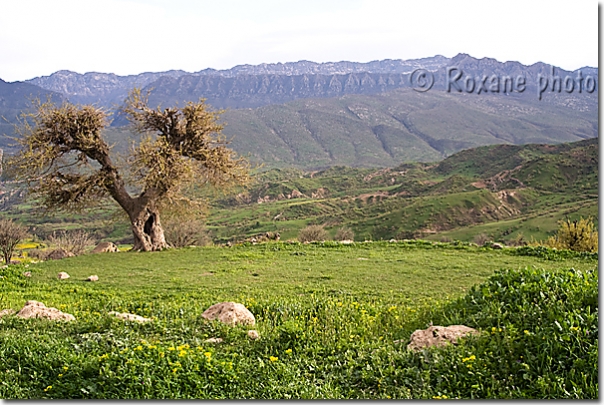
0 241 598 399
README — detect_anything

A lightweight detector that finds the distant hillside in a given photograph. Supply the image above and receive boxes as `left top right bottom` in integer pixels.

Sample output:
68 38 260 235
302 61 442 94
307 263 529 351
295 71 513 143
205 138 598 243
217 88 597 169
0 138 597 246
0 79 64 151
1 54 598 169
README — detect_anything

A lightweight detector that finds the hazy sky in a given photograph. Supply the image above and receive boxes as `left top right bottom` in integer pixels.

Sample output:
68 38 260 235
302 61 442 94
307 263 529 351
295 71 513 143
0 0 598 82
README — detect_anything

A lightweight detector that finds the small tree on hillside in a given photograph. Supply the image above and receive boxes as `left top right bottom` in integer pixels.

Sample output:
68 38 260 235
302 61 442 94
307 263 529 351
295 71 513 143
9 90 249 251
0 218 28 264
537 217 598 253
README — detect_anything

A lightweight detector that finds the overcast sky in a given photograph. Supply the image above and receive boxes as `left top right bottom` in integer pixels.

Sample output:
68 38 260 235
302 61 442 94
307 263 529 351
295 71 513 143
0 0 598 82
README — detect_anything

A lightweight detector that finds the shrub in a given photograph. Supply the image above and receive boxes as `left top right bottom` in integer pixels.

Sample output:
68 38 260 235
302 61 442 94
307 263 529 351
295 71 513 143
473 233 490 246
419 266 599 399
46 230 96 256
298 225 329 243
26 248 47 260
507 232 526 247
163 219 212 248
534 217 598 252
334 227 354 241
0 219 28 264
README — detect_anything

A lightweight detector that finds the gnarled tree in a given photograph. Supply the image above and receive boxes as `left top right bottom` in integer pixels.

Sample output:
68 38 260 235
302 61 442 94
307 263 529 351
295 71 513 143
9 89 249 251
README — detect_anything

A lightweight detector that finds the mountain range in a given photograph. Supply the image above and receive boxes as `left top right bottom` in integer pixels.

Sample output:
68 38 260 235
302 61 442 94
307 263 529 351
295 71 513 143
0 53 598 169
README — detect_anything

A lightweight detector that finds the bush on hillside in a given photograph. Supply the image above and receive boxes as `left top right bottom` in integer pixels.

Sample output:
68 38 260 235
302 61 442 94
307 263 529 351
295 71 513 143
163 219 212 248
533 217 598 252
473 233 490 246
298 224 329 243
334 227 354 241
46 230 96 256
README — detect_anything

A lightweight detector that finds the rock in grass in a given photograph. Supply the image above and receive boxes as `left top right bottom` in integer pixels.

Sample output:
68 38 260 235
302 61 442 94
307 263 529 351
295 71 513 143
204 337 223 344
0 308 15 318
201 302 255 326
86 275 99 282
23 271 32 277
491 242 504 249
108 311 152 323
57 272 70 280
47 249 75 260
16 300 75 321
407 325 478 351
92 242 119 253
247 330 260 340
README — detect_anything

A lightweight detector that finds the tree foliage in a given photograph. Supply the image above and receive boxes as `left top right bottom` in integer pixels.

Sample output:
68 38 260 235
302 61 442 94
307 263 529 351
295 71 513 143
8 90 250 251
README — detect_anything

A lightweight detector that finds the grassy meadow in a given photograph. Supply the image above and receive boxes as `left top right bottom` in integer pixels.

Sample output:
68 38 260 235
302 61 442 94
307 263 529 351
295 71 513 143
0 240 598 399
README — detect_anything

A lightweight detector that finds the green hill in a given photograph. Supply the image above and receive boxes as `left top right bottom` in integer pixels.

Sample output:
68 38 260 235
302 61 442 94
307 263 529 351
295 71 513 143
0 138 597 246
203 138 598 243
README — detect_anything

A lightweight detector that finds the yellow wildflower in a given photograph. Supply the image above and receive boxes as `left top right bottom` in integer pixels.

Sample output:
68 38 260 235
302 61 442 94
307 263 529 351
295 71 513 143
204 352 212 359
63 366 69 371
269 356 278 362
285 349 292 354
44 385 52 392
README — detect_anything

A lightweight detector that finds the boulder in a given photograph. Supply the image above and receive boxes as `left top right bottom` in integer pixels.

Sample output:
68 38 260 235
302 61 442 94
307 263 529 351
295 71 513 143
201 302 255 326
86 275 99 282
0 308 15 318
16 300 75 321
57 272 70 280
407 325 478 351
491 242 504 249
247 330 260 340
92 242 119 253
46 248 75 260
108 311 152 323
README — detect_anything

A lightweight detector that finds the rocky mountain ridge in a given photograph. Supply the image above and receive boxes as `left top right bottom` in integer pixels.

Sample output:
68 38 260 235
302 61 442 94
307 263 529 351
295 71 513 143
22 55 452 107
20 54 597 114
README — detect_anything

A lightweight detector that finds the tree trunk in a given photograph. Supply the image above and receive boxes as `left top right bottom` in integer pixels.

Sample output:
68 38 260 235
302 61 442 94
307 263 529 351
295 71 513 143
129 204 168 251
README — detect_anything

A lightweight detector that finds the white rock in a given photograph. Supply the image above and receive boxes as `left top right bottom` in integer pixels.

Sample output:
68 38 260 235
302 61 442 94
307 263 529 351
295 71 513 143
201 302 255 326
